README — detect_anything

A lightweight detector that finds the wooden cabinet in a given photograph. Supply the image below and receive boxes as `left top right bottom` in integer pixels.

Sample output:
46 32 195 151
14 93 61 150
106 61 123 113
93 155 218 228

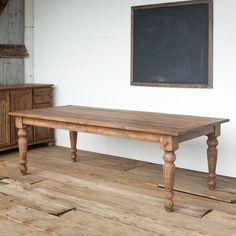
0 84 54 151
10 89 33 144
0 92 10 148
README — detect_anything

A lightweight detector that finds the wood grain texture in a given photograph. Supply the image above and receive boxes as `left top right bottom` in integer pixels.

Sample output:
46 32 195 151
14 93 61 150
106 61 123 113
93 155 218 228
9 105 229 212
0 84 54 91
9 105 229 136
0 146 235 235
163 151 176 212
0 0 25 85
17 127 28 175
0 44 28 58
69 131 78 162
0 58 24 85
1 205 105 236
0 179 75 216
0 0 24 44
33 87 53 142
207 135 218 190
0 91 10 147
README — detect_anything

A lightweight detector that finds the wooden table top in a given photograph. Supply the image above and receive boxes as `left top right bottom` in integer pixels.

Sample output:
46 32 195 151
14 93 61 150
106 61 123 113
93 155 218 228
9 105 229 136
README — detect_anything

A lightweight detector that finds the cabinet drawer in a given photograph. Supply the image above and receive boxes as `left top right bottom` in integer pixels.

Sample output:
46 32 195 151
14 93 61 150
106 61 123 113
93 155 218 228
33 87 52 104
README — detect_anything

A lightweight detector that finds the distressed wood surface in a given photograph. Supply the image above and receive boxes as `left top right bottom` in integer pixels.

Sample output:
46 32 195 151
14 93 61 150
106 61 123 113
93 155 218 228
69 131 77 162
0 146 236 235
0 0 24 44
0 84 54 91
0 0 25 85
0 44 28 58
204 210 236 228
157 171 236 203
0 58 24 85
129 162 236 203
1 205 107 236
0 178 75 216
9 105 229 212
0 91 10 147
9 105 229 136
0 219 47 236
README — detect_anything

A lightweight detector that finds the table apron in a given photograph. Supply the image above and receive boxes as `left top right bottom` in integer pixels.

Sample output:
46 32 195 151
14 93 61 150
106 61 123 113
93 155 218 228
22 117 161 143
179 125 216 142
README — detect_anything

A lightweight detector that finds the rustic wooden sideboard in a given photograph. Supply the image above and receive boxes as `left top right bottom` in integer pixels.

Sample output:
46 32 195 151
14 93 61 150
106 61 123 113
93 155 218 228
0 84 54 151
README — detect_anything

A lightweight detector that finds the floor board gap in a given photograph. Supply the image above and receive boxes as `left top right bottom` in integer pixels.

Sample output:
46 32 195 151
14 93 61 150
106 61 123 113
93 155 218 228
124 163 146 172
51 207 77 217
30 179 48 185
200 208 213 218
158 185 236 204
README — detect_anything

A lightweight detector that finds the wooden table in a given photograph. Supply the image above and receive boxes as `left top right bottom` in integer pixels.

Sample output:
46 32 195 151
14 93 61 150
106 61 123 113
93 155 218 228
9 105 229 212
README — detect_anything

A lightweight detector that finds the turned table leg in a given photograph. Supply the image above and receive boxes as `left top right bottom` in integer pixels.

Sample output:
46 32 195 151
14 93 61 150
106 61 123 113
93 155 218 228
163 151 176 212
207 134 218 190
18 127 28 175
69 131 78 162
160 136 179 212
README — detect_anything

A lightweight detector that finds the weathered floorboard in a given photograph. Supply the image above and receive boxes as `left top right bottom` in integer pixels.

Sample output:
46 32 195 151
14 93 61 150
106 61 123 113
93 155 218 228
0 205 109 236
0 178 75 215
0 146 235 235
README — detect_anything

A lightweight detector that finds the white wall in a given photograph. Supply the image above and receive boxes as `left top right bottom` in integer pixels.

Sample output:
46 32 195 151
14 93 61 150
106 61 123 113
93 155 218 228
34 0 236 177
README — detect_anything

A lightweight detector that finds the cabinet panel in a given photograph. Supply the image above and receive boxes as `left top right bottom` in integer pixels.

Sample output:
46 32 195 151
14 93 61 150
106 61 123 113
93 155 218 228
33 103 53 141
10 89 33 144
33 87 52 104
0 92 10 147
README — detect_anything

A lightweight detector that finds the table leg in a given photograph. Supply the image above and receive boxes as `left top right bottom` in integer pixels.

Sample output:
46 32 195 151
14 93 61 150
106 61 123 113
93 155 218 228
163 151 176 212
69 131 77 162
160 135 178 213
18 127 28 175
207 134 218 190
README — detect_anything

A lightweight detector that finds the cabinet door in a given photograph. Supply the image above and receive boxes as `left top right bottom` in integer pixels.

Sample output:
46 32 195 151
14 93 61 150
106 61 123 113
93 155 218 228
0 92 10 148
10 89 33 144
33 103 53 141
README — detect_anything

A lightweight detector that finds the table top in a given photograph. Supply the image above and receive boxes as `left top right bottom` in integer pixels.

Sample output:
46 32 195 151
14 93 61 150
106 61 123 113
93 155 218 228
9 105 229 136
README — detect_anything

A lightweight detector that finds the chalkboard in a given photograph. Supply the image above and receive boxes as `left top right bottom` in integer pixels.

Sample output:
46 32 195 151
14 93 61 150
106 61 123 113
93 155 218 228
131 0 213 88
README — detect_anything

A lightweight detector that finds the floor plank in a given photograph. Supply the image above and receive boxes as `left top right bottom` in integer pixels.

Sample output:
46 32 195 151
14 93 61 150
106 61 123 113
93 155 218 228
0 178 75 216
128 163 236 202
0 219 47 236
0 205 108 236
204 210 236 228
37 170 211 218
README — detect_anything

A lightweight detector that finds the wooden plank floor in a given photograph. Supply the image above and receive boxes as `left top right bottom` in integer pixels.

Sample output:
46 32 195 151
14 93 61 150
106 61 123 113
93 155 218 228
0 145 236 236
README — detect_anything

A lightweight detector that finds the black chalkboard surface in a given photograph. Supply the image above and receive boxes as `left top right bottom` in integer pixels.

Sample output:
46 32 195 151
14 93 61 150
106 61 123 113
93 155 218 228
131 0 213 88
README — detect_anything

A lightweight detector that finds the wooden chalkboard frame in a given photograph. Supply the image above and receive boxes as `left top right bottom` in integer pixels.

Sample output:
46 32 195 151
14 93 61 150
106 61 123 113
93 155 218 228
131 0 213 88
